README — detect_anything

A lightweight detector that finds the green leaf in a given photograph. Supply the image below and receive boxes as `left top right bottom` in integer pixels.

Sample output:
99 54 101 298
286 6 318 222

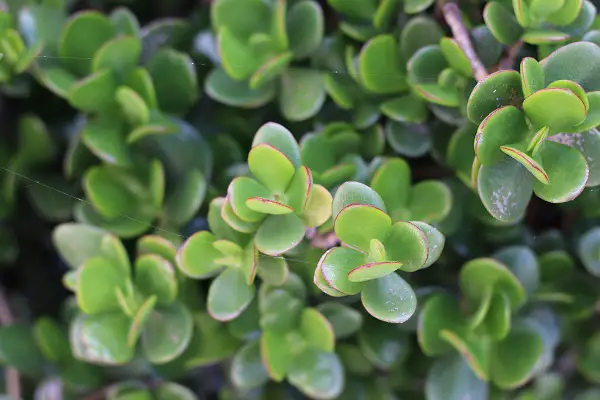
208 268 255 321
475 105 529 166
134 254 177 305
218 26 262 81
319 246 365 295
164 169 206 226
205 68 275 108
285 166 312 212
383 221 428 272
404 0 435 14
256 255 288 286
411 221 445 268
0 324 45 376
480 291 511 340
477 157 533 223
533 141 589 203
467 70 523 124
227 177 271 222
483 1 523 45
500 143 549 184
71 312 133 365
409 180 452 223
176 231 222 278
125 67 157 109
211 0 270 39
568 91 600 133
127 296 157 347
248 143 295 193
154 382 197 400
255 213 306 256
361 273 417 323
33 317 71 363
77 257 126 314
250 52 293 89
577 332 600 383
59 11 115 76
439 330 491 380
370 157 411 213
141 302 193 364
301 184 333 228
147 49 198 115
427 354 488 400
279 68 326 121
358 316 410 369
300 308 335 352
317 302 363 339
491 325 544 389
261 330 293 381
334 204 392 252
381 94 428 124
252 122 302 168
117 88 151 128
82 116 131 166
577 227 600 277
35 66 78 98
287 1 324 59
460 258 526 311
68 70 117 113
92 36 141 79
287 349 344 399
493 246 540 296
541 41 600 91
440 37 472 77
413 84 461 107
418 293 467 356
358 34 408 94
523 88 586 131
110 7 140 36
407 45 447 84
400 16 444 60
259 287 303 333
231 340 270 390
332 181 386 218
52 223 108 269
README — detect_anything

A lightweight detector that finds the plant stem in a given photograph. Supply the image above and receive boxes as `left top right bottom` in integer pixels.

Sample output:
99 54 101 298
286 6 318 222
497 40 524 71
442 2 488 82
0 288 21 400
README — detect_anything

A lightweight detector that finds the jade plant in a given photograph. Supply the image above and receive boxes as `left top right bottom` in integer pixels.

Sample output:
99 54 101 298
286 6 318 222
484 0 595 45
223 122 332 255
467 43 600 222
3 0 600 399
314 181 444 322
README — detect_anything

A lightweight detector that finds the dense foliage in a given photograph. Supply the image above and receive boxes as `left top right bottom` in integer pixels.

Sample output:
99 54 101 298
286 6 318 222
1 0 600 399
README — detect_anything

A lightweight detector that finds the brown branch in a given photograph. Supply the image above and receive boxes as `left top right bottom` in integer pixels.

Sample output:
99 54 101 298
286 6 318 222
305 228 340 250
0 288 21 400
442 2 488 82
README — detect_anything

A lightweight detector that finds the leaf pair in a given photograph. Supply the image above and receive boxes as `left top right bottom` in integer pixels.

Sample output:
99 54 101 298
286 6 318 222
315 182 444 323
53 224 192 365
209 0 326 120
106 381 197 400
251 281 343 399
484 0 593 45
0 11 43 83
468 54 600 222
370 157 452 223
407 36 475 109
418 255 545 389
224 123 332 255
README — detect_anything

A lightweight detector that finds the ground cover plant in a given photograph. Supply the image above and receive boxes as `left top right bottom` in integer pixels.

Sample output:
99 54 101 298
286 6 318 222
1 0 600 399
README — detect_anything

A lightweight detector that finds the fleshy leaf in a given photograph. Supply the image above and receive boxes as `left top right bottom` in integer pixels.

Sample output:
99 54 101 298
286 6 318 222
134 254 177 305
255 213 306 256
460 258 526 311
227 177 271 222
287 349 344 399
71 312 133 365
426 354 489 400
523 88 587 131
300 308 335 352
141 301 193 364
467 70 523 124
52 223 108 269
370 157 411 213
279 68 326 121
208 268 255 321
358 34 408 94
475 106 529 166
319 247 365 295
409 180 452 223
332 181 387 219
261 330 293 381
231 340 270 390
77 257 125 314
176 231 222 278
541 41 600 91
334 204 391 252
361 273 417 323
577 227 600 277
532 141 589 203
317 302 363 339
477 157 533 223
383 221 428 272
418 293 467 356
